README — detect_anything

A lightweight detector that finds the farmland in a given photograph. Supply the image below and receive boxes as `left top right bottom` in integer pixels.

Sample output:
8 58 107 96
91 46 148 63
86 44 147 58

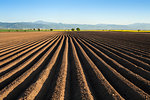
0 31 150 100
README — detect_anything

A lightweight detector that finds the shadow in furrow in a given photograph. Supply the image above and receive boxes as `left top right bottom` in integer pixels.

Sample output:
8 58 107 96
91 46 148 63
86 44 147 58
67 37 82 100
75 38 146 99
0 37 54 68
3 36 62 100
73 38 122 100
81 37 150 77
0 37 59 91
0 36 51 56
72 38 100 99
0 37 50 60
0 37 58 77
84 37 150 68
77 38 150 95
34 36 66 100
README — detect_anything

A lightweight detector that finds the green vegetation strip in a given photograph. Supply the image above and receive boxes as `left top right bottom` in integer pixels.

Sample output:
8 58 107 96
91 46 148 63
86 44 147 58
0 29 150 33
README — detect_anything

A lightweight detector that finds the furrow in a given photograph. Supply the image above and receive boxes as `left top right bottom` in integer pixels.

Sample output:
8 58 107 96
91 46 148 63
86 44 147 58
0 40 35 52
0 36 49 55
81 36 150 72
0 36 56 68
0 36 59 84
51 37 68 100
18 36 65 100
87 36 150 65
0 34 50 51
0 36 52 61
72 37 124 100
0 31 149 100
69 37 94 100
0 36 62 99
75 37 149 99
77 38 150 94
89 33 150 53
0 36 60 90
35 36 66 100
79 37 150 81
85 36 150 59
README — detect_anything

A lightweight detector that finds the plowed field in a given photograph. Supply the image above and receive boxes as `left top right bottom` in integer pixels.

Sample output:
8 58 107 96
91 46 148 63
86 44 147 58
0 31 150 100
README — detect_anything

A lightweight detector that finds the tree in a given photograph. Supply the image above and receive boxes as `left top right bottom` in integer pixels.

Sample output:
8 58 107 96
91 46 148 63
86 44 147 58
71 28 75 31
138 29 140 32
76 28 80 31
33 28 36 31
50 29 53 31
38 28 40 31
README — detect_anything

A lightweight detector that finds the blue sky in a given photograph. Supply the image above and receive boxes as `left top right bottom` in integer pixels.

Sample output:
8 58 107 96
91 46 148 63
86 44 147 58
0 0 150 24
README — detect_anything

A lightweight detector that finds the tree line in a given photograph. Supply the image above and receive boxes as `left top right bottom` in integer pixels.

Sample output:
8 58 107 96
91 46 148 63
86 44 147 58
36 28 80 31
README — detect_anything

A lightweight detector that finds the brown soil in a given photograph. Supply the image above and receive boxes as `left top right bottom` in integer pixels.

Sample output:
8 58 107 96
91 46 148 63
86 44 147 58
0 31 150 100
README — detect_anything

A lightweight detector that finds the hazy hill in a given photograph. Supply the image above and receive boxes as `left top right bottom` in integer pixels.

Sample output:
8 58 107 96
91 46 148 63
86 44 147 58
0 21 150 30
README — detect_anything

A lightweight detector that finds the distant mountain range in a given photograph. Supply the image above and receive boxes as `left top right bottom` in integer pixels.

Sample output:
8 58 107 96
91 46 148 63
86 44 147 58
0 21 150 30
